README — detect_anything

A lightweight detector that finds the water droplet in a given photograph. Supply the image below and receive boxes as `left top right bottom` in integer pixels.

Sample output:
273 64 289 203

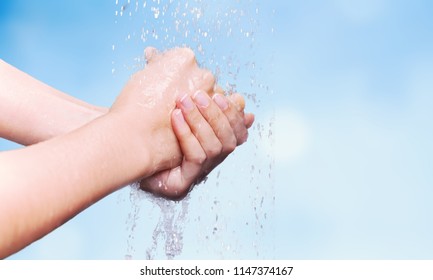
119 0 275 259
152 7 160 19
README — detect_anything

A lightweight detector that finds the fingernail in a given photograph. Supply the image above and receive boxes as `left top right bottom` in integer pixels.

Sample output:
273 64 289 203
213 94 229 111
173 109 185 123
193 90 210 108
180 94 194 111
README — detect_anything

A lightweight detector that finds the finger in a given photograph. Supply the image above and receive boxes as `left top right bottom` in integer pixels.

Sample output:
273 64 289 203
228 93 246 111
227 93 254 130
244 113 255 129
140 108 208 200
192 69 216 96
144 47 159 63
192 90 237 155
213 93 249 145
178 47 197 65
171 109 207 185
214 84 225 96
177 93 223 162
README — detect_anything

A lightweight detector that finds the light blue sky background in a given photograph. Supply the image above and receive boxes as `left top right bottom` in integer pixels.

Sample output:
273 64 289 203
1 0 433 259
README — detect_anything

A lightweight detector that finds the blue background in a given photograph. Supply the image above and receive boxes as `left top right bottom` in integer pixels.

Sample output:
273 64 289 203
1 0 433 259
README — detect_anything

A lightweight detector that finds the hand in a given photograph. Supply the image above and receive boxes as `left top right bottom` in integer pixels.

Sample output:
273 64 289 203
109 47 216 175
140 90 255 200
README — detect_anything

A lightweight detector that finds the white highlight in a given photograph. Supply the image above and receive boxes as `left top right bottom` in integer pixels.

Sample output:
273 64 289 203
263 110 311 164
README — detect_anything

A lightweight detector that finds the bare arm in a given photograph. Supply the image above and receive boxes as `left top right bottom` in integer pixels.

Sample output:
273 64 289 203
0 48 210 258
0 48 255 257
0 59 107 145
0 112 152 258
0 58 253 147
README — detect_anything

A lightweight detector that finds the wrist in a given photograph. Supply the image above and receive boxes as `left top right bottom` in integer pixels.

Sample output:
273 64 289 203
105 108 183 178
99 111 157 181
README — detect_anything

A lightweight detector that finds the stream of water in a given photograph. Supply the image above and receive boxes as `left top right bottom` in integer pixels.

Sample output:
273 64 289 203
113 0 275 259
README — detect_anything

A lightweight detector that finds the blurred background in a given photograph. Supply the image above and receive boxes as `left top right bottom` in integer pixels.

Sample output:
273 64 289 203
1 0 433 259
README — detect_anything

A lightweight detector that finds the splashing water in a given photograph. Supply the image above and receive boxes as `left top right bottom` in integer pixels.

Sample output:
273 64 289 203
115 0 275 259
146 197 189 259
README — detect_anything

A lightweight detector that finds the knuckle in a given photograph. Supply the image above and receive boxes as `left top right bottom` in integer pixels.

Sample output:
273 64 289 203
224 136 237 153
237 130 249 145
207 142 223 158
187 112 202 127
144 47 158 62
232 93 246 111
202 69 216 85
190 151 207 165
181 47 196 62
228 137 237 153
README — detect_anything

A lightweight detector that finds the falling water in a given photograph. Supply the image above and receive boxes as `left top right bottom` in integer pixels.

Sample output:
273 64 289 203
114 0 275 259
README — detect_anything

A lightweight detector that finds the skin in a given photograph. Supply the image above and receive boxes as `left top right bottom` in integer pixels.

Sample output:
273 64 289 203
0 48 254 258
0 59 107 145
139 48 254 199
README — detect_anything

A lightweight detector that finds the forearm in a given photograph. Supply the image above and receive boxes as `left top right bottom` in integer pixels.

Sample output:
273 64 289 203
0 113 151 258
0 59 107 146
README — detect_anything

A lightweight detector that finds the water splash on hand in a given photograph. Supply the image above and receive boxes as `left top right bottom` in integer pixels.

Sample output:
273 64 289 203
116 0 276 259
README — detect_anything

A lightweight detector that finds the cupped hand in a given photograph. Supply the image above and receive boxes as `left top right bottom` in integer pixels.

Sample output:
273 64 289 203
109 47 216 174
140 90 255 200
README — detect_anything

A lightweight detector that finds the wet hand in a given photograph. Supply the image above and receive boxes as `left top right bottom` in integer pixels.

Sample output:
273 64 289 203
109 47 216 174
140 90 254 200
